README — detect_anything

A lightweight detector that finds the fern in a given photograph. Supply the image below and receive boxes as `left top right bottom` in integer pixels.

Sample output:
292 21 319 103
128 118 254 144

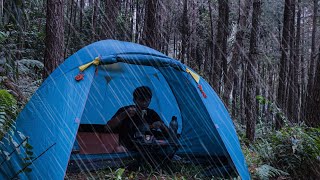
0 90 18 140
0 90 35 176
255 164 289 180
0 31 8 43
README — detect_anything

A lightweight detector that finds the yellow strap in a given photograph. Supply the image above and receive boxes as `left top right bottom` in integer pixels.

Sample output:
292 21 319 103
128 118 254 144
186 68 200 83
79 57 100 72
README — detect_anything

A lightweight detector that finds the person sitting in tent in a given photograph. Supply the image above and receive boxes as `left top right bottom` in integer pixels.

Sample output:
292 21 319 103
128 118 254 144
106 86 170 151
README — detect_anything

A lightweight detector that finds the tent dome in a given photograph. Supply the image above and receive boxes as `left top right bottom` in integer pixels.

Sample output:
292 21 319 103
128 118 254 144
0 40 250 180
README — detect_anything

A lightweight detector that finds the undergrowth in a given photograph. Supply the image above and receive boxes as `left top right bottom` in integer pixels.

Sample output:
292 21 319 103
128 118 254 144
237 95 320 179
65 162 240 180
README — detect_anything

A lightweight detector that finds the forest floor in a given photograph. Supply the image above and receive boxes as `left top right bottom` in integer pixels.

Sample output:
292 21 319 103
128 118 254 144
64 161 220 180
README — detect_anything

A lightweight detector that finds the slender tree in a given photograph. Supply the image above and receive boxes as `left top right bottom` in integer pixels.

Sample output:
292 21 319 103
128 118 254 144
0 0 3 25
223 0 250 108
276 0 291 129
79 0 85 30
142 0 159 50
208 0 214 84
180 0 189 64
213 0 229 94
246 0 261 142
101 0 119 39
287 0 296 122
306 46 320 127
295 0 301 121
300 4 306 121
92 0 99 40
43 0 64 79
305 0 318 122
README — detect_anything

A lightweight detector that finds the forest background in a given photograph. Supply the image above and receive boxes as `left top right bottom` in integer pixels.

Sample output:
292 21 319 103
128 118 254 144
0 0 320 179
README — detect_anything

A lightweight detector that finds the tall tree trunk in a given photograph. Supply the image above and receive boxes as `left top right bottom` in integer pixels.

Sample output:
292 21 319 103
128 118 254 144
246 0 261 142
0 0 3 25
287 0 296 122
306 0 318 123
92 0 99 40
102 0 119 39
221 1 229 97
130 0 135 42
80 0 84 30
308 0 318 89
43 0 64 79
295 0 301 122
213 0 229 94
276 0 291 129
64 0 75 58
208 0 214 84
306 46 320 127
300 5 306 121
142 0 159 50
180 0 189 64
240 65 246 124
232 78 238 118
223 0 250 108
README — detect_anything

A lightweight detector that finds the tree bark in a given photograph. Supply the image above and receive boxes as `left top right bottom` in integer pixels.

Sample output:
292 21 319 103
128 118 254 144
64 0 74 58
0 0 3 25
223 0 250 108
43 0 64 79
80 0 84 30
287 0 296 122
306 0 318 123
101 0 119 39
300 5 306 121
295 0 301 122
213 0 229 94
246 0 261 142
208 0 214 84
142 0 159 50
276 0 291 129
306 46 320 127
180 0 189 64
92 0 99 40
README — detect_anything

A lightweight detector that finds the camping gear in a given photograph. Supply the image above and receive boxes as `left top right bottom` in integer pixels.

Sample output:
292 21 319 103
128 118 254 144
169 116 178 135
0 40 250 179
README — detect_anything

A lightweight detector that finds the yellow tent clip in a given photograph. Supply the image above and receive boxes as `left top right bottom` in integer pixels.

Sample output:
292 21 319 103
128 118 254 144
79 56 101 72
186 68 200 83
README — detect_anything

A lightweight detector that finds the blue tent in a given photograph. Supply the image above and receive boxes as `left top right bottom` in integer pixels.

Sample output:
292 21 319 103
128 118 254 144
0 40 250 179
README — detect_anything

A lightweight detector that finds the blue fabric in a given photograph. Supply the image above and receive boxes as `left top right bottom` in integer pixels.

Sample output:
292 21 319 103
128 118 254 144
0 40 249 179
81 63 182 132
199 77 250 179
0 67 96 179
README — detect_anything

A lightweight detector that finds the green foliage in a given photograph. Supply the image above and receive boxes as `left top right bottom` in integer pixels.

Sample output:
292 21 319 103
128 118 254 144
238 95 320 179
0 89 34 176
256 95 286 121
0 89 18 139
68 163 221 180
243 122 320 179
270 125 320 178
255 164 289 180
0 32 8 43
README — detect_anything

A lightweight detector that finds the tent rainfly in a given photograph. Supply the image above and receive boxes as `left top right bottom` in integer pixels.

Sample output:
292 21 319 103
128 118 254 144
0 40 250 179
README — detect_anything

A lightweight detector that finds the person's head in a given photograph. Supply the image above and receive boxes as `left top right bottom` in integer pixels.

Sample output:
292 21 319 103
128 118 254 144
133 86 152 109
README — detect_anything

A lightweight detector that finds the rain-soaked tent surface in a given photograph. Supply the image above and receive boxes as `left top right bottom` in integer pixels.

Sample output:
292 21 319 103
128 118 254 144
0 40 250 180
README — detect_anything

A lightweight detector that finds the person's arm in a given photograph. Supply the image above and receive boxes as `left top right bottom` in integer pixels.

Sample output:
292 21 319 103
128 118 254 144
150 111 170 136
107 107 136 130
